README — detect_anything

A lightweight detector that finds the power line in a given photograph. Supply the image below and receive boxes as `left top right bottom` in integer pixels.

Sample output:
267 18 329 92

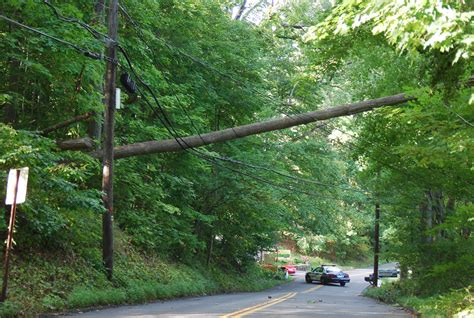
118 3 311 116
37 2 368 198
120 2 358 166
116 45 357 199
116 4 441 212
442 104 474 127
0 14 112 63
43 0 113 45
117 4 368 195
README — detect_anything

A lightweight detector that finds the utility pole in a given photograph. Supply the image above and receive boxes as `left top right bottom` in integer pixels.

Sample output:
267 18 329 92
87 0 106 143
102 0 118 280
373 202 380 287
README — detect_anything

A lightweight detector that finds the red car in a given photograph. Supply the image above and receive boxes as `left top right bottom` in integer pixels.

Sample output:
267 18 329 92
282 265 296 275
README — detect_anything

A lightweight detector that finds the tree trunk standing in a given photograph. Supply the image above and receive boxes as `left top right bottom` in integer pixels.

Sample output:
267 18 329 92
373 202 380 287
425 191 434 243
206 233 214 267
432 191 445 238
234 0 247 20
399 263 408 281
3 56 20 126
241 0 267 21
93 0 105 19
3 102 17 126
3 18 19 125
102 0 118 281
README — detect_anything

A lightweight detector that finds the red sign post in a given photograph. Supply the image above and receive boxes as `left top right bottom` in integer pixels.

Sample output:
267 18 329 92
1 168 28 302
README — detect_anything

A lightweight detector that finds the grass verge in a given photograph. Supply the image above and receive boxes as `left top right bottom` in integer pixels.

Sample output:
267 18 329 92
364 281 473 317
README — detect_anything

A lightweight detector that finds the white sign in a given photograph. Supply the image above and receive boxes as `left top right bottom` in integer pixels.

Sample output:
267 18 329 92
115 88 121 109
5 167 29 205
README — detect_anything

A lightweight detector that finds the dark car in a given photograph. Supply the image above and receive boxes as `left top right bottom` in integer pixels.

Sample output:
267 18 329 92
305 264 350 286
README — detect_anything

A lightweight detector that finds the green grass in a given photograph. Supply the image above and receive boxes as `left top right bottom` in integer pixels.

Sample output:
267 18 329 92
364 281 473 317
0 245 285 317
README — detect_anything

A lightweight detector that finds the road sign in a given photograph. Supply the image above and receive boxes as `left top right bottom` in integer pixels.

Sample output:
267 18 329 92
5 167 28 205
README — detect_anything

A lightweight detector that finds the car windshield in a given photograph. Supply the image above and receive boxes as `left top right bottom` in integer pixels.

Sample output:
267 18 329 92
325 266 342 273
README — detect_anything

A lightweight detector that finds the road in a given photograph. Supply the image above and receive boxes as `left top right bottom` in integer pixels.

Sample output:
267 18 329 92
67 265 411 317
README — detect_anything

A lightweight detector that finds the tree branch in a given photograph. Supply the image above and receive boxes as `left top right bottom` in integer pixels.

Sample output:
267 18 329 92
41 111 95 135
281 22 307 29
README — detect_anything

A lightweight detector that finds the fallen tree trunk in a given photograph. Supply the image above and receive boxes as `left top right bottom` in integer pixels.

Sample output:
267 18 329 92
57 137 94 151
91 93 413 159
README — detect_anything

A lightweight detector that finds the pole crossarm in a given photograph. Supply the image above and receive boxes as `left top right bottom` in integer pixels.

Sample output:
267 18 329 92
91 93 413 159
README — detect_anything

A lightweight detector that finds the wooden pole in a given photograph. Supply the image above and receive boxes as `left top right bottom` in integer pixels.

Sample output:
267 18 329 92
373 202 380 287
90 93 414 159
0 170 20 302
102 0 118 280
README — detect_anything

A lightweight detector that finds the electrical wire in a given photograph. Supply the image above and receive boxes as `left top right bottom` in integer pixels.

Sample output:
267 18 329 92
117 4 368 195
0 14 112 63
442 104 474 127
117 44 371 200
116 5 450 212
118 3 318 124
116 45 360 199
43 0 113 45
2 4 420 216
38 2 369 199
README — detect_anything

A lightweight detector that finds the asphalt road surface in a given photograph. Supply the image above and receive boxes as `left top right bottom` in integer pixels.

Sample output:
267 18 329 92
67 265 412 317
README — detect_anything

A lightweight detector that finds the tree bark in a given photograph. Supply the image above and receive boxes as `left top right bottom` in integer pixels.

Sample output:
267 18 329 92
42 111 95 135
241 0 266 20
424 191 434 243
399 263 408 281
206 233 214 267
373 202 380 287
91 93 412 159
57 137 94 151
234 0 247 20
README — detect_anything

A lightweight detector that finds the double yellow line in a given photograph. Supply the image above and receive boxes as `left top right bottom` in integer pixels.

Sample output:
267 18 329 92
220 292 297 318
301 285 323 294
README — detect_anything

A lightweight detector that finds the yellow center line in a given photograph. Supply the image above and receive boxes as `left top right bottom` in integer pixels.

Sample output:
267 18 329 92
220 292 297 318
302 285 323 294
234 292 297 317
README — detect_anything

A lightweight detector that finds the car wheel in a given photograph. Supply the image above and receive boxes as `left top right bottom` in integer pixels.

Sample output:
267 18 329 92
321 277 327 285
340 282 346 287
305 275 312 283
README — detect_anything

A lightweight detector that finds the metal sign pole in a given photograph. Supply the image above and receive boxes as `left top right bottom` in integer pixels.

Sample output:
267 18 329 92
0 169 20 302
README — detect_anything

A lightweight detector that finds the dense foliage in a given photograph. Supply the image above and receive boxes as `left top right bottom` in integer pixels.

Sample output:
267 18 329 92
0 0 472 315
295 0 473 311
